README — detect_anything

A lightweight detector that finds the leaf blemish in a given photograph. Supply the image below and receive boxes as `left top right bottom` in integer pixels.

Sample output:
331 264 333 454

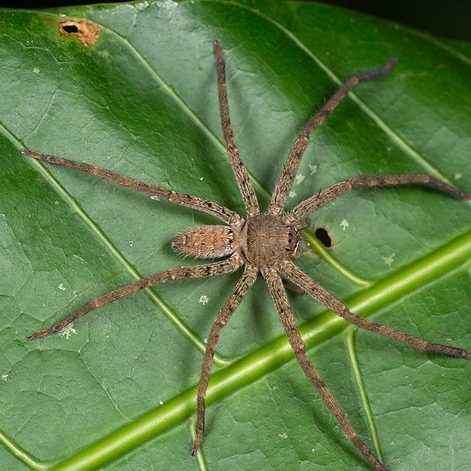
58 323 77 339
59 19 100 47
381 253 395 266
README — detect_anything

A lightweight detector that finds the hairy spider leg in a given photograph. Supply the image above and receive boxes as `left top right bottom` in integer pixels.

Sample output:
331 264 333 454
28 256 242 340
268 58 397 214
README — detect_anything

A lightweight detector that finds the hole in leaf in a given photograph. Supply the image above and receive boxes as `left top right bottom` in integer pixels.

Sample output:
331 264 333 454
61 24 79 33
314 227 333 249
59 19 100 47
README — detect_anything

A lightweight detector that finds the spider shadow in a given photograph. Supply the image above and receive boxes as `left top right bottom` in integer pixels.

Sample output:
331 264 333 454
250 275 281 337
283 354 372 467
174 269 243 391
173 272 280 415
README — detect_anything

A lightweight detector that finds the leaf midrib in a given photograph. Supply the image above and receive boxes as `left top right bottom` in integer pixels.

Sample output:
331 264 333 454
47 229 471 471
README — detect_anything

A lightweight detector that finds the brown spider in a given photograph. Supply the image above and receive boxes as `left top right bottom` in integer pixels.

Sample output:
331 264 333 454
24 42 470 471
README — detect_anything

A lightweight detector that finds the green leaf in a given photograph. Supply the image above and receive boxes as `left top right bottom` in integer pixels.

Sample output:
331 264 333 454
1 1 470 470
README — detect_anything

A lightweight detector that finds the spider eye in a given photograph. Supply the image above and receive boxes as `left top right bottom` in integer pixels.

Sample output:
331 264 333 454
285 228 299 254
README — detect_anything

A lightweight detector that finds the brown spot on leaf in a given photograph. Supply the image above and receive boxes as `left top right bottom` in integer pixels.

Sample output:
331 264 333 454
59 19 99 47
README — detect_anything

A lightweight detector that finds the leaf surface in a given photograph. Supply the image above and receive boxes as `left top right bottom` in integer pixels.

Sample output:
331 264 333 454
0 1 470 470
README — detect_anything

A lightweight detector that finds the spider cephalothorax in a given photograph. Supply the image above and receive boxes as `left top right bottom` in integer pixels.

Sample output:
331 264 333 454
23 41 470 471
240 214 300 266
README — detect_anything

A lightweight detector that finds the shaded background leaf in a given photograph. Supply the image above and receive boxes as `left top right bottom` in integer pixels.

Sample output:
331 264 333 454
0 1 470 470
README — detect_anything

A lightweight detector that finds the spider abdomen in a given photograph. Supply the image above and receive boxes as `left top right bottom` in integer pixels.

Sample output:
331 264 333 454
241 214 299 267
172 225 235 259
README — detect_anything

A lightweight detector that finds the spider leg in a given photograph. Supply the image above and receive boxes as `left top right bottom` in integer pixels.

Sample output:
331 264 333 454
267 58 397 215
280 261 471 360
262 268 386 471
289 174 471 221
28 256 242 340
214 41 260 217
22 149 241 226
192 265 258 455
